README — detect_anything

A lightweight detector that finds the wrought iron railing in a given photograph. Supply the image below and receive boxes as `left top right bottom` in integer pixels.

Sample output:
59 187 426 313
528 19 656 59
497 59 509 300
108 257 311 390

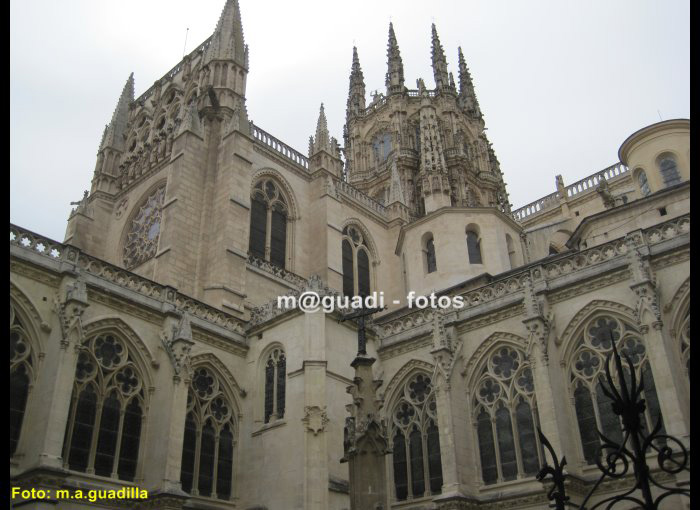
536 332 690 509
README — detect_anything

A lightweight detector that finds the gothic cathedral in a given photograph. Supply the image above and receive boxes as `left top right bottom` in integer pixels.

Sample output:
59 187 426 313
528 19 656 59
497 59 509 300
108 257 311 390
10 1 690 509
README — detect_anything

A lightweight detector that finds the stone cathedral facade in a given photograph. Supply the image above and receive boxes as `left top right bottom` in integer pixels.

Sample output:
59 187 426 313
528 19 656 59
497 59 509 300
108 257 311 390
10 1 690 509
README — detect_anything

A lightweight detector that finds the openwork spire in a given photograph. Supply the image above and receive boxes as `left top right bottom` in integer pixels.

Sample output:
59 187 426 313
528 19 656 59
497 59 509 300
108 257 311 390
431 24 451 91
386 23 405 94
458 47 482 118
101 73 134 151
347 46 366 117
204 0 246 66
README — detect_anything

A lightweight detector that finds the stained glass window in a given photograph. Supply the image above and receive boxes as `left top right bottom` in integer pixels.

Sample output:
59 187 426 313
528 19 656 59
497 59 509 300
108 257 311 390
341 225 372 297
63 333 145 481
10 303 34 458
466 231 482 264
249 179 288 268
123 185 166 268
425 237 437 274
263 348 286 423
473 346 542 484
637 169 651 197
391 373 442 501
180 367 236 500
658 155 681 187
569 315 664 465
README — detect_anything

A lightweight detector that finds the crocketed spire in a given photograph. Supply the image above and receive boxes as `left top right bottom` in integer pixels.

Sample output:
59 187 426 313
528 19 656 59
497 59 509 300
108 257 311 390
346 46 366 118
386 23 405 94
311 103 331 154
458 47 482 118
431 24 451 92
203 0 246 66
101 73 134 151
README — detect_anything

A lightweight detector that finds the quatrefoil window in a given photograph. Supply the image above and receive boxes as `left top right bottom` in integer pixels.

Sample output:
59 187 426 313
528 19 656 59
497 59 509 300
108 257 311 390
123 185 166 269
95 335 124 368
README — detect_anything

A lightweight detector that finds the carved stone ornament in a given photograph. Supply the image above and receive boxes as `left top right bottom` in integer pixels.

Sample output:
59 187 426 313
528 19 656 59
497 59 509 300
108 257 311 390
54 276 89 348
160 313 194 380
302 405 329 435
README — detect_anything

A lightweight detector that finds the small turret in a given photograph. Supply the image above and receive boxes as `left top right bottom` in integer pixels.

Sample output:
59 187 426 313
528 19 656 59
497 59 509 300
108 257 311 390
385 23 405 95
309 103 342 178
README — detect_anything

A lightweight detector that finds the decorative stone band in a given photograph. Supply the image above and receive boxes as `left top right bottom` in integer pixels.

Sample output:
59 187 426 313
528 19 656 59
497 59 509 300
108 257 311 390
376 213 689 340
246 255 307 288
10 223 246 336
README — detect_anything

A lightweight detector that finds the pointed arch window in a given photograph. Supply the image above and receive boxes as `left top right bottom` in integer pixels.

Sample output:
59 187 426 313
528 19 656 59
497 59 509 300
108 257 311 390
180 367 236 500
123 184 166 269
391 373 443 501
249 179 288 269
423 234 437 274
263 348 286 423
679 312 690 380
63 333 145 481
342 225 372 297
569 316 664 464
10 303 35 458
466 229 482 264
472 347 541 485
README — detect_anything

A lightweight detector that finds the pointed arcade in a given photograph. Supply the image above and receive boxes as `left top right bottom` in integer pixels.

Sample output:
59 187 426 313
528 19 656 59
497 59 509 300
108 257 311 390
386 23 405 94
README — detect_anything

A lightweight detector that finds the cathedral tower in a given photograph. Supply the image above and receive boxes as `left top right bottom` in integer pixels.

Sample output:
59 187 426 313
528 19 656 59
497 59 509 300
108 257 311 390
343 24 511 217
64 0 253 316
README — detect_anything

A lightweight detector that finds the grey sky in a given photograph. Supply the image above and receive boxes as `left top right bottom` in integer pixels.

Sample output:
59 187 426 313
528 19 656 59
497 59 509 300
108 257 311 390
10 0 689 242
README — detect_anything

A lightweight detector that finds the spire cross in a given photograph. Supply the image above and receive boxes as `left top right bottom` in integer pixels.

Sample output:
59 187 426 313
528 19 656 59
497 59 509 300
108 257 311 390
339 305 386 356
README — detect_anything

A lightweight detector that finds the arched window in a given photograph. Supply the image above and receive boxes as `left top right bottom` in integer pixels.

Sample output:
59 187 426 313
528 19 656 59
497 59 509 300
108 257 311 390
372 132 393 164
181 367 236 500
263 348 286 423
466 229 482 264
473 346 541 485
342 225 372 297
123 184 166 269
249 179 288 268
423 234 437 274
391 373 443 501
678 311 690 380
10 303 35 458
657 154 681 187
63 332 146 481
637 169 651 197
505 234 517 269
569 315 664 464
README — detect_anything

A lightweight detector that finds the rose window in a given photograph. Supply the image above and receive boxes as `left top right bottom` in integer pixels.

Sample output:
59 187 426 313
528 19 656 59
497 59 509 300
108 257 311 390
123 185 166 268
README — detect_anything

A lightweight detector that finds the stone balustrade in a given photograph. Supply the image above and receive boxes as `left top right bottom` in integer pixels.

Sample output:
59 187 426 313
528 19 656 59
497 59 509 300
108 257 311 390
512 162 629 221
250 122 309 169
10 223 246 336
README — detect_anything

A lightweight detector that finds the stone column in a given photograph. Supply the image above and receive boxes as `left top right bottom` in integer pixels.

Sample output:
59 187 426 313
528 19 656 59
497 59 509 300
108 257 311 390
21 269 87 472
141 313 193 497
344 354 388 510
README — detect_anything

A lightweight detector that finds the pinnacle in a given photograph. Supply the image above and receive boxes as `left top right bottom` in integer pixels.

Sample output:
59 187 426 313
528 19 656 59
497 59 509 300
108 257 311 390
205 0 245 65
100 73 134 151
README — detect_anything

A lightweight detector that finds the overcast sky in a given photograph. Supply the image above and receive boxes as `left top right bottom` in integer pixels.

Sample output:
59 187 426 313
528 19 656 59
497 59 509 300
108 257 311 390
10 0 689 242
